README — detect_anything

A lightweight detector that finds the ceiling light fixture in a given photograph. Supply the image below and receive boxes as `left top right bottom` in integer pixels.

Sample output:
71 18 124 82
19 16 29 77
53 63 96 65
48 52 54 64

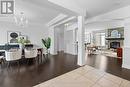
14 12 28 27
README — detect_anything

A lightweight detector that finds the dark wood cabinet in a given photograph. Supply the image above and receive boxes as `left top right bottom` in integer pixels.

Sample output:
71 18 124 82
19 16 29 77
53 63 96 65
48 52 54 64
117 48 123 58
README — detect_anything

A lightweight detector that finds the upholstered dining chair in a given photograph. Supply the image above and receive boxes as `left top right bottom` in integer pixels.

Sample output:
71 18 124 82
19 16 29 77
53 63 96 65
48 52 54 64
0 56 4 68
24 48 37 64
5 49 22 67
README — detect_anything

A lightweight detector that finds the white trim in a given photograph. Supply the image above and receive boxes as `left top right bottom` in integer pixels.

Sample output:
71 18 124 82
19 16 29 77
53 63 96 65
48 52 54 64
122 47 130 69
50 52 57 55
122 64 130 69
124 47 130 49
48 0 86 16
52 16 76 27
64 52 77 56
47 13 68 26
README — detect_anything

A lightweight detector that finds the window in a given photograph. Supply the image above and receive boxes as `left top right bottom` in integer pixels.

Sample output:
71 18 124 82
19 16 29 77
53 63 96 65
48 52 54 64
95 33 105 46
85 33 91 43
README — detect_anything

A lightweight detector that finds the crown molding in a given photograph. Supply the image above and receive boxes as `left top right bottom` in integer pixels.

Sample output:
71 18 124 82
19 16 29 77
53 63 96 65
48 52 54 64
47 13 68 26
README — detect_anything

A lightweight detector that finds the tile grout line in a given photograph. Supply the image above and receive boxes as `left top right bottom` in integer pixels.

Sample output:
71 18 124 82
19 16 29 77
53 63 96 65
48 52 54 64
103 74 124 86
35 65 130 87
90 73 106 87
119 80 124 87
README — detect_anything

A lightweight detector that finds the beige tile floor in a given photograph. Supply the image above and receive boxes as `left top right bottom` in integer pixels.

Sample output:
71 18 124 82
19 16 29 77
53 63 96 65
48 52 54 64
34 65 130 87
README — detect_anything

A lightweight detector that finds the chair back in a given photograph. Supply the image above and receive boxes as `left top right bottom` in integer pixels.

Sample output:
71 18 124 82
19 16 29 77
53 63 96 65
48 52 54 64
24 49 37 58
5 49 22 61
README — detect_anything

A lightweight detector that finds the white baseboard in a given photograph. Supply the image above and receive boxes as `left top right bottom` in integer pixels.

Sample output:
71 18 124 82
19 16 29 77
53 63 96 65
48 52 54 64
77 61 86 66
122 64 130 69
65 52 77 55
50 52 57 55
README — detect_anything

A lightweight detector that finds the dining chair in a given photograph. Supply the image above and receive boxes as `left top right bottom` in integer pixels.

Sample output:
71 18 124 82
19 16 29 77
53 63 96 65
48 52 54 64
24 48 37 64
5 49 22 68
0 56 4 68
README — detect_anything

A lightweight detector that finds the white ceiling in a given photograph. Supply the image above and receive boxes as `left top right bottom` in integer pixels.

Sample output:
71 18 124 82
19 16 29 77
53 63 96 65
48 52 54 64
15 0 62 24
72 0 130 17
1 0 130 24
0 0 75 24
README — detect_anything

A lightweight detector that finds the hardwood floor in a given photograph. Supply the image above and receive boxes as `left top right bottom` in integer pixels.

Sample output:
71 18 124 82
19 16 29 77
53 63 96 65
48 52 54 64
87 54 130 81
0 52 130 87
0 52 79 87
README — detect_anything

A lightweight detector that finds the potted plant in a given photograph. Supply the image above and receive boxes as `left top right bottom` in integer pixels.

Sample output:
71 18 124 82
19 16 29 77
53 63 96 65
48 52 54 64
42 37 51 54
18 38 31 48
24 39 31 44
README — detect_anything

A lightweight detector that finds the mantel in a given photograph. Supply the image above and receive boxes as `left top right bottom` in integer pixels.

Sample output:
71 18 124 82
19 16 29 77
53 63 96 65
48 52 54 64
106 37 124 40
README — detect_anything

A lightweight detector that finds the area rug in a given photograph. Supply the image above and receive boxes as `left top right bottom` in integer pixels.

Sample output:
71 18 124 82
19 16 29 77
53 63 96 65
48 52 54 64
34 65 130 87
93 50 118 58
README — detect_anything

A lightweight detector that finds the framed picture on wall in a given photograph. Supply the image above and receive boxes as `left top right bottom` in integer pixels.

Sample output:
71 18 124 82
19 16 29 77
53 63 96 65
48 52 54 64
7 31 20 43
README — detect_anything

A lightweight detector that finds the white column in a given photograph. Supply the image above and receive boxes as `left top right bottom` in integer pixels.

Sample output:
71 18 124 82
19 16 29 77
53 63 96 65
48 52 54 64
49 26 57 55
63 28 66 52
73 29 77 55
77 16 86 66
122 18 130 69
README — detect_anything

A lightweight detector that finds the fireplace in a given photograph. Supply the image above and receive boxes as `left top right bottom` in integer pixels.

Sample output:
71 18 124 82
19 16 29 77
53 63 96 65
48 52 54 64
110 42 120 49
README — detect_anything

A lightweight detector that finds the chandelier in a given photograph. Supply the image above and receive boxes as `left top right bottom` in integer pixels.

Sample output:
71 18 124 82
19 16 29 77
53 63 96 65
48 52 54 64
14 12 28 27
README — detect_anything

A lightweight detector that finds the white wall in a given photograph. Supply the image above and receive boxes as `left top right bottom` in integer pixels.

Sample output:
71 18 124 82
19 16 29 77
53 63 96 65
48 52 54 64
56 27 64 51
64 30 76 55
49 27 58 55
64 24 77 55
0 21 49 47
